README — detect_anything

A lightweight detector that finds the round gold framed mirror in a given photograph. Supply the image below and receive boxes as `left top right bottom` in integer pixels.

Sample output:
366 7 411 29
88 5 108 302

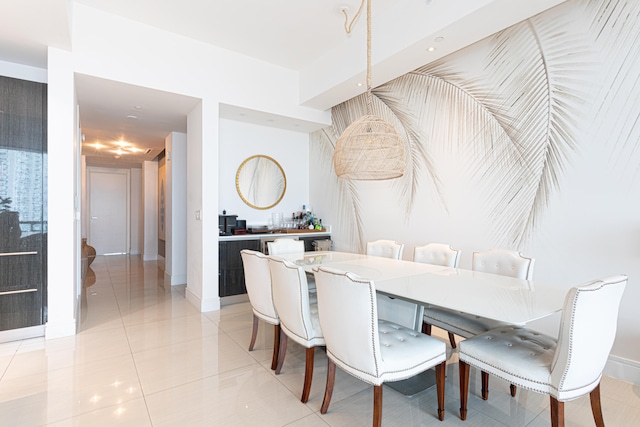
236 155 286 210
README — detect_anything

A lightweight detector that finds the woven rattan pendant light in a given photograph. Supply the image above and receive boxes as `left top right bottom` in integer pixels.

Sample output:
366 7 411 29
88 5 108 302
333 0 406 180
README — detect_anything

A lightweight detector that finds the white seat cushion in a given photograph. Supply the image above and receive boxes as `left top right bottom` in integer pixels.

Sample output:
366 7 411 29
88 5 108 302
459 326 557 395
371 320 446 384
423 306 512 339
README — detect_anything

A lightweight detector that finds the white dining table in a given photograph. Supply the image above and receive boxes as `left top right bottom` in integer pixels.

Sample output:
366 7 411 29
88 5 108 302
279 250 567 396
284 251 567 327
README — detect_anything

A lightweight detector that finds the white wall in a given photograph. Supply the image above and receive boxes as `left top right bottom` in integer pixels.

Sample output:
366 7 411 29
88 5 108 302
42 3 329 324
310 0 640 385
142 161 158 261
218 119 311 226
0 59 47 83
130 168 142 255
165 132 187 285
46 47 77 339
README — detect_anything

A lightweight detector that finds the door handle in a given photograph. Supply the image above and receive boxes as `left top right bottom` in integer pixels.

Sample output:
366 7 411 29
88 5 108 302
0 288 38 296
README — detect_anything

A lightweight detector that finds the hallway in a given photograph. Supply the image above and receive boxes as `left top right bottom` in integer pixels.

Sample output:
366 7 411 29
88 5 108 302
0 255 638 426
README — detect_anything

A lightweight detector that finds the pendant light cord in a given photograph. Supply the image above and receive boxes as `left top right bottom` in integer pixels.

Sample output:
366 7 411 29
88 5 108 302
366 0 372 115
342 0 372 115
342 0 365 34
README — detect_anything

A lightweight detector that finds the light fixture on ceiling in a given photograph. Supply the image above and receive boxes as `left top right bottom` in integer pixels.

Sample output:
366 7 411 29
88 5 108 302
333 0 405 180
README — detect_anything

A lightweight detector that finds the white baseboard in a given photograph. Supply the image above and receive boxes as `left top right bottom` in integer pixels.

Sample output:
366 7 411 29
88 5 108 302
0 325 45 343
604 355 640 385
185 287 220 312
45 319 77 340
164 270 187 286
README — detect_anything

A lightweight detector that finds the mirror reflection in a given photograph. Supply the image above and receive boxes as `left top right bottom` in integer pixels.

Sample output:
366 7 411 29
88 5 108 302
236 155 286 210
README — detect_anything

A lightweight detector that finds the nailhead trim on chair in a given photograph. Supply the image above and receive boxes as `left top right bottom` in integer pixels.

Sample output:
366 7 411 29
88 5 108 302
461 277 626 398
460 330 557 396
554 279 625 394
274 258 324 346
315 267 445 386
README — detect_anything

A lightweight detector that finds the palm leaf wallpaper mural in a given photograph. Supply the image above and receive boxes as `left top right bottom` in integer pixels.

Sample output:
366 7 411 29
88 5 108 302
311 0 640 251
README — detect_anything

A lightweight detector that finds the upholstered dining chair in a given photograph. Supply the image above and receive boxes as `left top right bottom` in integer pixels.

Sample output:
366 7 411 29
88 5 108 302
240 249 280 370
267 237 304 255
423 249 534 349
413 242 461 268
423 248 534 398
366 240 414 328
268 256 325 403
366 239 404 260
458 275 627 427
313 266 448 426
268 238 316 292
413 243 462 341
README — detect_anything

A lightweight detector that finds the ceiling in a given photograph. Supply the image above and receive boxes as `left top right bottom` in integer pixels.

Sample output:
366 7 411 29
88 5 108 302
1 0 566 166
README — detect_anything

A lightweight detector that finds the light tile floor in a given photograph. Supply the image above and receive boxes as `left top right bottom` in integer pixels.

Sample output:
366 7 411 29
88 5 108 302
1 255 639 426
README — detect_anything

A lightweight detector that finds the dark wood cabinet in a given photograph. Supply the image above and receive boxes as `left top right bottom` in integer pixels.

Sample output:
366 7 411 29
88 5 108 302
218 239 260 297
218 234 331 299
0 76 47 332
299 236 331 251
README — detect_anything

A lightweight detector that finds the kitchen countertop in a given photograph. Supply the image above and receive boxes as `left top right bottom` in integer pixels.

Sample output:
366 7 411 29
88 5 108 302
218 231 331 241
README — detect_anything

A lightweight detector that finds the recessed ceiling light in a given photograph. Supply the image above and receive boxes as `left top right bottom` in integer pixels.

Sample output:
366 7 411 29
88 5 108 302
133 106 142 110
427 47 436 52
357 82 363 87
127 115 138 120
435 36 444 43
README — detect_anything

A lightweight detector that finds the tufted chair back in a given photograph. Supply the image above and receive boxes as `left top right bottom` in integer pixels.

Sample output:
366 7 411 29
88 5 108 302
241 250 278 324
366 240 404 260
472 249 534 279
550 275 627 400
414 243 461 267
267 238 304 256
314 266 388 384
268 256 324 347
314 266 448 423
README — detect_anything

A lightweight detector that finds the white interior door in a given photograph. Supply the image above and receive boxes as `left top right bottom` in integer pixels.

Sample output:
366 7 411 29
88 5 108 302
88 168 130 255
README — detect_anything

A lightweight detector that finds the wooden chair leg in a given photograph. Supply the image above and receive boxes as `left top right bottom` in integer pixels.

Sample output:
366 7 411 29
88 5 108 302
435 361 446 421
510 384 517 397
270 324 280 371
589 383 605 427
481 371 489 400
275 328 287 374
448 332 457 348
550 396 565 427
422 322 432 335
249 314 259 351
373 384 383 427
301 347 315 403
459 360 470 420
320 358 336 414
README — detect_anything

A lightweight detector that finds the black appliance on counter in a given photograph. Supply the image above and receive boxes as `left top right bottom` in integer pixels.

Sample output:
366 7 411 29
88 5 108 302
219 214 237 235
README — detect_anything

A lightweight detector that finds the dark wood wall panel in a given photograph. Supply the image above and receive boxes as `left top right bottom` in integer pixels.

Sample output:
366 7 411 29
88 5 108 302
0 75 47 331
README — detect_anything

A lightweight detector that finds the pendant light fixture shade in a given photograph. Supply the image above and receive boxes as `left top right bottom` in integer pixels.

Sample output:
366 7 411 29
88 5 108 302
334 114 405 180
333 0 406 180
